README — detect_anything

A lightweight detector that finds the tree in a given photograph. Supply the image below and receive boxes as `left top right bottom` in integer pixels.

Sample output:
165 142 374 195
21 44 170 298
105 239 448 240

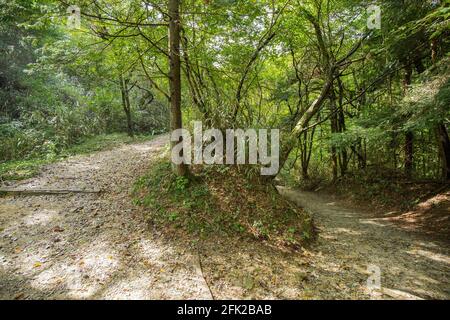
168 0 189 176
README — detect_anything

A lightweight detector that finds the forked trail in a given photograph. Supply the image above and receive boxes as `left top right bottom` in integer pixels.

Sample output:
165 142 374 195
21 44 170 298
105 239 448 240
0 136 448 299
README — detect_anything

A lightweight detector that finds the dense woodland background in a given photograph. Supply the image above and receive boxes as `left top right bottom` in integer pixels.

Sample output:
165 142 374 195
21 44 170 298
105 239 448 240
0 0 449 187
1 0 449 300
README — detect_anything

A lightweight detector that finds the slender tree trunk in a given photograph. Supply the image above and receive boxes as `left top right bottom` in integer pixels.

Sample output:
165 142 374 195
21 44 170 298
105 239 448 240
124 83 133 137
403 64 413 178
431 38 439 64
337 79 348 176
330 123 338 181
329 89 340 181
300 127 316 180
169 0 188 176
120 75 134 137
301 166 310 181
436 124 450 180
351 141 366 169
428 36 449 180
404 131 414 178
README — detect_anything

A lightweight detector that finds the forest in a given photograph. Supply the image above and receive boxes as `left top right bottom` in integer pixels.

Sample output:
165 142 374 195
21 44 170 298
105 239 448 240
0 0 449 301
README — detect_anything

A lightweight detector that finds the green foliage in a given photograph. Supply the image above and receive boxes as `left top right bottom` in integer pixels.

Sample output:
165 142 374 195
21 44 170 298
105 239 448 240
1 0 448 196
401 57 450 130
133 159 314 248
0 0 169 169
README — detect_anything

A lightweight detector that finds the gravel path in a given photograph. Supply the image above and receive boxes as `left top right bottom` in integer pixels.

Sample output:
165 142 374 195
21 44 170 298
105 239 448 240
0 135 212 299
278 187 450 299
0 135 448 299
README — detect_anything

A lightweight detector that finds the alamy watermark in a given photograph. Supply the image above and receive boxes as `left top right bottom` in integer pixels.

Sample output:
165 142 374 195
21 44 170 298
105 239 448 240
67 5 81 30
367 5 381 30
367 264 381 298
171 121 280 176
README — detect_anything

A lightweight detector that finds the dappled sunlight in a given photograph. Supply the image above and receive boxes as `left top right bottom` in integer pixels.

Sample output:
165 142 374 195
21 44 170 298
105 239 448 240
322 209 356 219
77 241 120 281
10 245 52 276
407 248 450 265
0 203 31 232
416 192 449 210
130 144 158 152
316 260 344 273
27 239 121 299
137 239 171 266
22 209 59 227
278 188 450 299
381 288 424 300
0 0 450 302
359 219 390 227
382 211 401 217
99 273 154 299
1 132 448 300
330 227 363 236
30 263 99 299
415 241 439 249
413 274 440 285
55 161 101 173
149 267 212 299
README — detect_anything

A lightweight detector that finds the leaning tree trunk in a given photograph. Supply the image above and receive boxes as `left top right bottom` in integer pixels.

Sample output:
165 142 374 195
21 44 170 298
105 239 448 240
169 0 189 176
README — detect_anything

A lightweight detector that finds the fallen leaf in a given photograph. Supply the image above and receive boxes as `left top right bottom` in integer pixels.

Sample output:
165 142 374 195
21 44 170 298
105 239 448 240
14 293 25 300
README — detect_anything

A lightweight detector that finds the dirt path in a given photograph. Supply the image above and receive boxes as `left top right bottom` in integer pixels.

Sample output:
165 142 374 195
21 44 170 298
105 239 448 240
0 136 448 300
0 135 212 299
278 188 450 299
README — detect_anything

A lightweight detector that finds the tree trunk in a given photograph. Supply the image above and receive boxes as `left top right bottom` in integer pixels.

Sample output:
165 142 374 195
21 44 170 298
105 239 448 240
278 71 334 173
436 123 450 181
431 38 438 64
300 128 315 181
404 131 414 178
124 82 133 137
337 79 348 176
403 64 413 178
169 0 189 176
351 141 366 169
330 105 339 181
120 75 134 137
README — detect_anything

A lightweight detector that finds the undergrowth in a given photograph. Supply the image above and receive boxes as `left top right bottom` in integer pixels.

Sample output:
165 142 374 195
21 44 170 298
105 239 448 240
323 167 448 211
133 159 314 250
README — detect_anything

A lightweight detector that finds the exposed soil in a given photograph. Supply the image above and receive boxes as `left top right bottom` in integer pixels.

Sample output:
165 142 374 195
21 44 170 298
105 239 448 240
319 172 450 237
321 187 450 238
0 136 448 299
278 188 449 299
